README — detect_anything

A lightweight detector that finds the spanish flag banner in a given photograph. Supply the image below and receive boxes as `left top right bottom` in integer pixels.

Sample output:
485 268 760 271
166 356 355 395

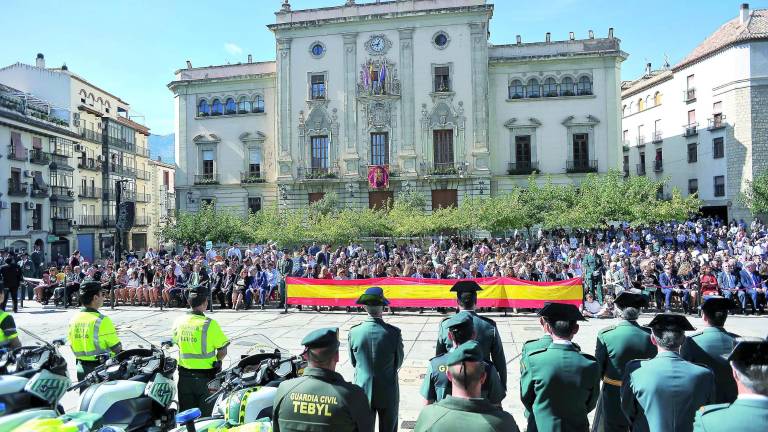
286 277 583 308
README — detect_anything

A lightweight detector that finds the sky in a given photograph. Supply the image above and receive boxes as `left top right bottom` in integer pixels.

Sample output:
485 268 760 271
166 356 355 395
1 0 765 135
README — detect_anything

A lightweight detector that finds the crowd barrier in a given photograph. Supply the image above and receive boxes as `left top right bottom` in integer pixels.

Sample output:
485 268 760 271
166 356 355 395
285 276 583 308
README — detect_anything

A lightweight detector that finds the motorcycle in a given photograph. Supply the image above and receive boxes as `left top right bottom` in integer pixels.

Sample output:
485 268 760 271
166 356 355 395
0 329 72 430
171 335 306 432
67 332 178 431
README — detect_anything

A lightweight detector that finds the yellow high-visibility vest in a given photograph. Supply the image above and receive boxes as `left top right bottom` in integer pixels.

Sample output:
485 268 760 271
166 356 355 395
0 311 18 348
67 308 120 361
172 312 228 370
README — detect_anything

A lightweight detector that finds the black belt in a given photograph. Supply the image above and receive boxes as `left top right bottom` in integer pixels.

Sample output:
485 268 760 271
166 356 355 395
77 359 101 365
178 366 216 376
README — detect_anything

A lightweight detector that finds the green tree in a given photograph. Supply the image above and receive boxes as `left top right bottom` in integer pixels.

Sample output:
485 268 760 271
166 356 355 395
741 171 768 218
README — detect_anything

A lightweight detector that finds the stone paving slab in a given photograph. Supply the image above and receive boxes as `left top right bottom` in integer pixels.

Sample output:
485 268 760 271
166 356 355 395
10 302 768 431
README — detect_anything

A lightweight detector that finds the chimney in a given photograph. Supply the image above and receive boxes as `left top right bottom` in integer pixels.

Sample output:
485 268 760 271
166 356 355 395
247 54 252 63
740 3 750 24
545 32 551 43
35 53 45 68
645 62 652 75
588 30 594 39
61 63 68 71
516 35 521 45
569 32 575 41
186 60 192 69
608 27 614 39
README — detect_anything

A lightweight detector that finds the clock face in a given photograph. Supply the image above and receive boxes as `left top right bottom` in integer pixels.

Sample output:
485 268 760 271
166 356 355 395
370 36 385 52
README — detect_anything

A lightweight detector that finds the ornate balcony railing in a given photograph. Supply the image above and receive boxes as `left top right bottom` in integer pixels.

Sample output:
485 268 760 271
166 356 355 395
566 159 598 173
507 161 539 175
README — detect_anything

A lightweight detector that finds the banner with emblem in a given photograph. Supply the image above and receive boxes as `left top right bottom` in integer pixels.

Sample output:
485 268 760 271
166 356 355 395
367 165 389 189
286 277 582 308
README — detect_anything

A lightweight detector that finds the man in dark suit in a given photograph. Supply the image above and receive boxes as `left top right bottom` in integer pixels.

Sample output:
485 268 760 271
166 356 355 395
718 262 745 314
739 262 765 315
315 244 331 268
0 257 23 313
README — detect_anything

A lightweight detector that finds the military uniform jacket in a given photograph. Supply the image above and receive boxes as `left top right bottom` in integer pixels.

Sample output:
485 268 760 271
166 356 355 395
594 321 656 432
420 354 505 404
521 342 600 432
273 367 374 432
413 396 520 432
436 311 507 389
621 352 715 432
693 397 768 432
681 327 740 404
348 317 404 409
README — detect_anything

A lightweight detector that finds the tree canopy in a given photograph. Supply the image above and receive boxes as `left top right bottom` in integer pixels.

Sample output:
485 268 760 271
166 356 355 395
157 170 702 246
741 171 768 218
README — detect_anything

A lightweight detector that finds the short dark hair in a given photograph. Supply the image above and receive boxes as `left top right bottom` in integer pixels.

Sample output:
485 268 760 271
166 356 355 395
449 361 484 389
457 292 477 309
188 294 207 308
652 329 685 350
80 290 99 306
545 318 577 338
703 309 728 327
308 346 338 367
449 325 474 345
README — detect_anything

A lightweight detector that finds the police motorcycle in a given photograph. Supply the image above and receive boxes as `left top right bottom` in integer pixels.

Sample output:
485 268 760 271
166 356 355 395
171 335 307 432
0 328 72 430
66 331 178 431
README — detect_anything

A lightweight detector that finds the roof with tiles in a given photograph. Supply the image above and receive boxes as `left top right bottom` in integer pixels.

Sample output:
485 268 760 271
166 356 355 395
620 69 673 99
674 8 768 71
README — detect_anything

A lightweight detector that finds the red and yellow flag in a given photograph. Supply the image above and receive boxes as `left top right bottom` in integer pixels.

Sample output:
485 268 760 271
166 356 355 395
286 277 582 308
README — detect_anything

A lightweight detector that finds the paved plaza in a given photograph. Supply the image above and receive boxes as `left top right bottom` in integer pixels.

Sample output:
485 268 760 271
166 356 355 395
11 303 768 430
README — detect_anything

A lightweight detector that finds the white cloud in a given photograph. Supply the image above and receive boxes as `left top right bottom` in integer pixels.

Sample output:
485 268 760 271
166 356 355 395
224 43 243 56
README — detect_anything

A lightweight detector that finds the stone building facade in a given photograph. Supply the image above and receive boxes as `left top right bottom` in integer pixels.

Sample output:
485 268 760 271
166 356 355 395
621 4 768 221
171 0 626 214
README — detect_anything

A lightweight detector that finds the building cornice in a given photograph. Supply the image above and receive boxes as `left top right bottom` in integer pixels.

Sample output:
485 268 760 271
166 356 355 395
168 73 277 92
267 5 492 32
620 72 674 99
489 50 628 64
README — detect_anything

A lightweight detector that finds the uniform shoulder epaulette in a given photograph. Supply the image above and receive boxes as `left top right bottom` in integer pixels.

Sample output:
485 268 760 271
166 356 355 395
580 352 597 361
689 330 705 338
528 346 549 357
522 338 541 346
598 325 617 335
573 341 582 352
350 322 363 329
477 315 497 327
698 403 730 415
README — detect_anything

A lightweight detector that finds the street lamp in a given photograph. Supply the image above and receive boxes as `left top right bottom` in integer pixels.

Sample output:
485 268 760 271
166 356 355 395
114 179 132 265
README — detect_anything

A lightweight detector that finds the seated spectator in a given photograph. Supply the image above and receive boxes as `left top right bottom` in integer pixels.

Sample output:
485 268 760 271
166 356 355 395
581 293 602 318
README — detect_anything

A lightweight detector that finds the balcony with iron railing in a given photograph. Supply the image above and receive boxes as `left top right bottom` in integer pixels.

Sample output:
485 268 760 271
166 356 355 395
77 158 102 172
79 128 102 144
194 173 219 185
420 161 469 176
7 145 29 161
30 186 49 198
136 193 151 203
684 88 696 102
683 123 699 137
106 136 135 152
507 161 539 175
636 164 647 176
103 188 136 201
135 146 150 157
653 160 664 173
135 169 151 180
77 215 105 228
241 170 265 184
707 115 726 131
652 131 663 143
566 159 598 173
8 179 28 196
134 216 152 226
78 186 102 199
29 149 50 165
297 166 339 180
636 136 646 146
110 163 136 177
0 88 70 127
50 186 75 200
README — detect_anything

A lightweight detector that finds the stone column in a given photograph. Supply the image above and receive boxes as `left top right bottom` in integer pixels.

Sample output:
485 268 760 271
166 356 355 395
398 27 417 174
342 32 360 176
276 37 293 179
469 22 490 171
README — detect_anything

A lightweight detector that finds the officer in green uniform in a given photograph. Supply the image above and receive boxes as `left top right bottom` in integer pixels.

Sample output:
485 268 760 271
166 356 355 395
583 248 604 304
693 339 768 432
593 291 657 432
414 341 519 432
621 314 715 432
521 302 600 432
0 288 21 350
67 281 122 383
348 287 404 432
273 328 373 432
278 249 293 311
422 313 505 405
681 296 740 404
436 281 506 390
171 284 229 416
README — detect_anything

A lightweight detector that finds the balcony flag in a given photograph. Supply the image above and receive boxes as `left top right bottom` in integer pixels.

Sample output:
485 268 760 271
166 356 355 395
367 165 389 189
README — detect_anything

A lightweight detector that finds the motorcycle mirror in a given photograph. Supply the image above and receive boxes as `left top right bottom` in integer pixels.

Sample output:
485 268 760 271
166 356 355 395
51 338 66 347
161 339 174 348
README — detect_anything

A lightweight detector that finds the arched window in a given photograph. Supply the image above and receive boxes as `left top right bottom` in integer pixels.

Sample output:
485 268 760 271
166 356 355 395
526 78 540 98
543 78 558 97
252 95 265 113
224 98 236 114
654 91 662 106
508 80 524 99
198 99 210 117
622 105 627 117
638 97 645 111
577 76 593 95
237 96 251 114
211 99 223 115
561 77 575 96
